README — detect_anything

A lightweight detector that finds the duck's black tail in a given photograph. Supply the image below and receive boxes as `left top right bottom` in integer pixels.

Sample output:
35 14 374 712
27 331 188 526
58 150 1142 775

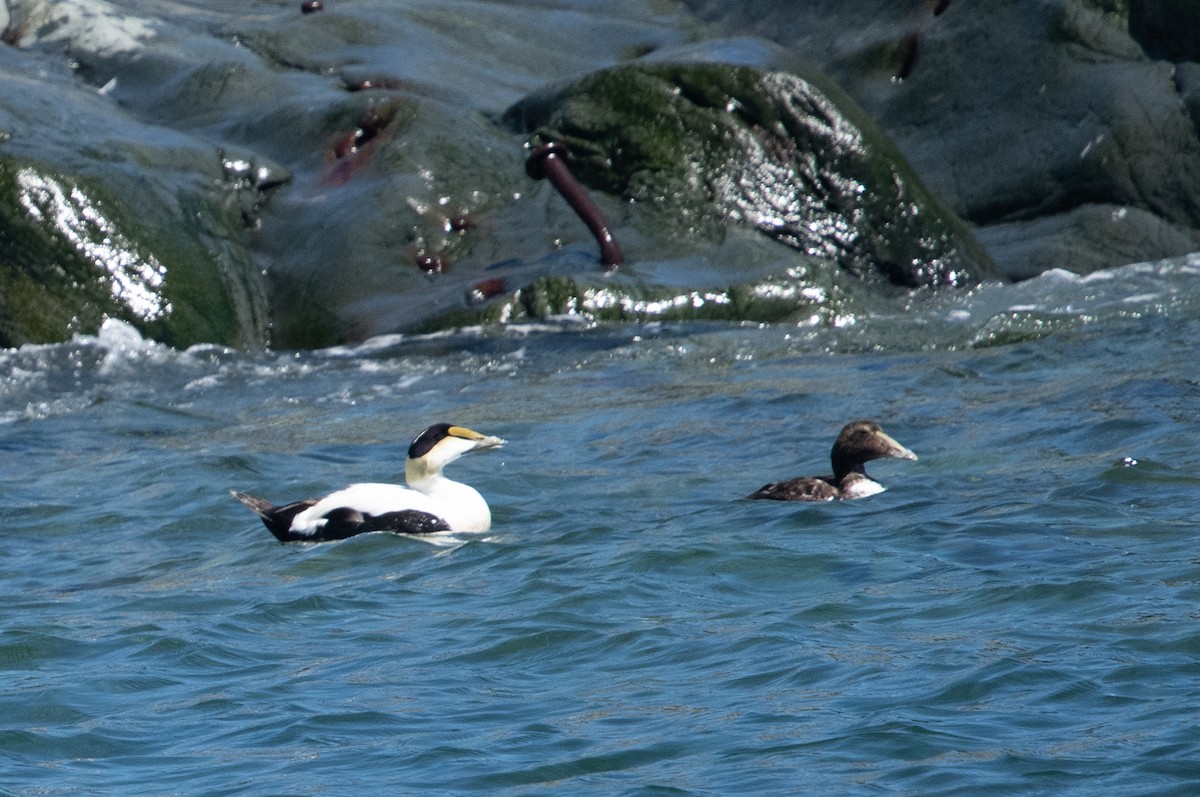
231 490 316 542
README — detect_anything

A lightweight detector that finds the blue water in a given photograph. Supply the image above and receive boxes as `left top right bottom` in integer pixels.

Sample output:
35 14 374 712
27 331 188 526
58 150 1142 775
3 261 1200 795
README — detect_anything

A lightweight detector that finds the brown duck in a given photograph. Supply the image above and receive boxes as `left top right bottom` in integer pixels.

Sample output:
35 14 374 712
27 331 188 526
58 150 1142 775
748 420 917 502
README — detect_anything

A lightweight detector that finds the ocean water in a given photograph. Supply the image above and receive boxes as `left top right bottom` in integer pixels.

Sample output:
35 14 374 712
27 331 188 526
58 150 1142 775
3 260 1200 795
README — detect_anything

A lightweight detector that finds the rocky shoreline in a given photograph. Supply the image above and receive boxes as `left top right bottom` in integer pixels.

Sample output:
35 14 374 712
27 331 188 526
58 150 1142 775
1 0 1195 348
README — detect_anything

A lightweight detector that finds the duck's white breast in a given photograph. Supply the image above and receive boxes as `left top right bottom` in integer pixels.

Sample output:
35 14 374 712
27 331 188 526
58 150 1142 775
841 478 886 500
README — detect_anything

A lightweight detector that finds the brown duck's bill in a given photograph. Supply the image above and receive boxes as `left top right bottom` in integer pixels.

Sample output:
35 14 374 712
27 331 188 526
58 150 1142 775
879 431 918 461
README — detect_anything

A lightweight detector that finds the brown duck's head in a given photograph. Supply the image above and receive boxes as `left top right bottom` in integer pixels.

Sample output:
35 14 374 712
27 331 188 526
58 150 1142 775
830 420 917 478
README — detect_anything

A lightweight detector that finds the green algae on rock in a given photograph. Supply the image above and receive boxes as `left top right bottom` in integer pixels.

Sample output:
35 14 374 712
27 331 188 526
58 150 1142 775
0 160 267 349
681 1 1200 277
403 257 860 334
496 273 846 325
504 62 1000 289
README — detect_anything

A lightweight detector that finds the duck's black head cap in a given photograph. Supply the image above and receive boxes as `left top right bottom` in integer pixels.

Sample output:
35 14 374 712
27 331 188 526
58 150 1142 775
409 423 454 459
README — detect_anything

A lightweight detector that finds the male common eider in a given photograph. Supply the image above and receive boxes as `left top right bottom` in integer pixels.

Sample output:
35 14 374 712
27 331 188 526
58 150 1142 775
234 423 504 542
747 420 917 502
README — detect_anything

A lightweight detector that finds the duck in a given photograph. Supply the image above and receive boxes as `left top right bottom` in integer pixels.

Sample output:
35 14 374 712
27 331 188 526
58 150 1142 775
233 422 504 542
747 420 917 502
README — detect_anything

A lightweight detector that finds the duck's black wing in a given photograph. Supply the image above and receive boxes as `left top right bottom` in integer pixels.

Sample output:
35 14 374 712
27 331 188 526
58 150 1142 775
747 476 839 502
344 508 452 537
233 491 450 542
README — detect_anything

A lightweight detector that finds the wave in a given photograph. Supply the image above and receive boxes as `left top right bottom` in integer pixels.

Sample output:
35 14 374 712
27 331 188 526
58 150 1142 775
2 254 1197 424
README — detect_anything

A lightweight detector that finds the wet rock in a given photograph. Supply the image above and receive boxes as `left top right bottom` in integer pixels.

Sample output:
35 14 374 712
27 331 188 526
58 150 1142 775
977 205 1200 281
680 0 1200 277
0 0 1007 349
0 155 269 349
1175 63 1200 133
1129 0 1200 61
505 61 1000 288
412 269 852 333
0 41 268 348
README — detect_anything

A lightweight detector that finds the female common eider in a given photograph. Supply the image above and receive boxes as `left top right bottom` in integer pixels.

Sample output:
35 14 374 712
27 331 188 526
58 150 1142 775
234 423 504 542
747 420 917 502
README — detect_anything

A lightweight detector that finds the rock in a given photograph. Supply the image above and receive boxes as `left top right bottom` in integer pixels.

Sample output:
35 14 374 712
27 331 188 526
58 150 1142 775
680 0 1200 277
0 1 999 349
1129 0 1200 61
976 204 1200 280
1176 63 1200 133
505 61 1001 288
0 42 269 348
409 271 850 332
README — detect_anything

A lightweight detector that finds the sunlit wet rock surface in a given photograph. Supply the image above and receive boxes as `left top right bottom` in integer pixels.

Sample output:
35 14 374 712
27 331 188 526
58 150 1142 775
505 60 1000 289
682 0 1200 278
0 0 1007 348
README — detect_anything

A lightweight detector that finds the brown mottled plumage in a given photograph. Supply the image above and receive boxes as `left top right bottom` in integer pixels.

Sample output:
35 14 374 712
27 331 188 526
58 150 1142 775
748 420 917 502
